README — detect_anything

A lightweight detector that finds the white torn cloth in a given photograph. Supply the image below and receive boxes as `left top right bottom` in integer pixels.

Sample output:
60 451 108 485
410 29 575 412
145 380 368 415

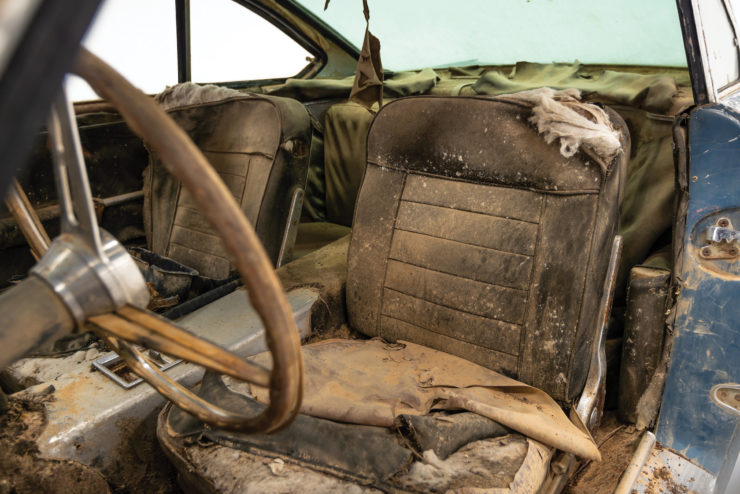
501 87 622 164
154 82 247 110
395 438 552 494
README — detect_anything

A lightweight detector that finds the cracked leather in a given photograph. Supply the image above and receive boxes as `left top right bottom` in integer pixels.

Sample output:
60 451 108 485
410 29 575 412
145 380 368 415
347 96 630 402
166 372 413 488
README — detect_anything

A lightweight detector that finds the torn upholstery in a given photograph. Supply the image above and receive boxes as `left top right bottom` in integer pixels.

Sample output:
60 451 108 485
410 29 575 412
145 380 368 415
500 87 622 163
251 338 601 460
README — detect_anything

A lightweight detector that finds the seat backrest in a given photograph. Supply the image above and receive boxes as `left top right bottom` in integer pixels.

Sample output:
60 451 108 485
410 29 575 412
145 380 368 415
347 96 628 402
144 90 311 278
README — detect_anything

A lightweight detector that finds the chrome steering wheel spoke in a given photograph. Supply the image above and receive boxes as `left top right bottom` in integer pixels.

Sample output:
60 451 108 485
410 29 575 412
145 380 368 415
30 88 149 325
47 89 104 257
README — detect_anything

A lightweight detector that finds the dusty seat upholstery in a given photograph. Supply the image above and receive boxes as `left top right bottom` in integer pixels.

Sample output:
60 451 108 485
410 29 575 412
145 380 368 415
157 95 629 492
144 92 312 278
350 95 628 402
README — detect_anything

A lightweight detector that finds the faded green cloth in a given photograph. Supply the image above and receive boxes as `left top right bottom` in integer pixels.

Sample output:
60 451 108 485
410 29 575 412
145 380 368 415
292 222 351 260
270 68 439 101
349 0 384 110
323 101 375 226
303 131 327 221
614 108 678 299
294 62 691 296
473 62 679 114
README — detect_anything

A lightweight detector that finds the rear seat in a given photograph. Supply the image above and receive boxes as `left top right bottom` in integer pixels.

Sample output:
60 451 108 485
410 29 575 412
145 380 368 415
291 101 372 260
323 101 375 227
295 64 690 282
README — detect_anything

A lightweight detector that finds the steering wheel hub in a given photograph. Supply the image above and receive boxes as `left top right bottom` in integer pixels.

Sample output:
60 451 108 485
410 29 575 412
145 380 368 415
31 229 148 326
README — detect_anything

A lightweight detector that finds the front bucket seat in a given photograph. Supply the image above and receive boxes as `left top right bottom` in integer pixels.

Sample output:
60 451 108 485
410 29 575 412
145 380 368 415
157 94 629 493
144 85 312 279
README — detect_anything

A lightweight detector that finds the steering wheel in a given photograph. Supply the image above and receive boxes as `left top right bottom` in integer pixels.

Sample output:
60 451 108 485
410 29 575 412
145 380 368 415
0 48 303 434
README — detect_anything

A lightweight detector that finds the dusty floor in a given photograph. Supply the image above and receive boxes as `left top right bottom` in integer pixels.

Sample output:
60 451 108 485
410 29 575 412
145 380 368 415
0 395 181 494
564 411 643 494
0 396 110 494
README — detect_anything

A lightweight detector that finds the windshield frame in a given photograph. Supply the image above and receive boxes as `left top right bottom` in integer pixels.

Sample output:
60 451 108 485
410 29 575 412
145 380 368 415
292 0 689 72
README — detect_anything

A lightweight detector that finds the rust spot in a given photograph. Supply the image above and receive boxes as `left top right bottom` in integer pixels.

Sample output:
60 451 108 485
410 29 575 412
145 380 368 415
645 466 689 494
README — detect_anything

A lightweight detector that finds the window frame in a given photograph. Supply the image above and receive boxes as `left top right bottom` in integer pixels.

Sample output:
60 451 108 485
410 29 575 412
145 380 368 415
678 0 740 104
175 0 327 88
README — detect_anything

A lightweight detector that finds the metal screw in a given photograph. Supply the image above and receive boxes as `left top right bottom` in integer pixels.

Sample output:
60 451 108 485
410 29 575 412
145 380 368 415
691 176 698 182
734 394 740 402
730 248 739 257
719 390 728 399
718 218 730 228
701 247 713 257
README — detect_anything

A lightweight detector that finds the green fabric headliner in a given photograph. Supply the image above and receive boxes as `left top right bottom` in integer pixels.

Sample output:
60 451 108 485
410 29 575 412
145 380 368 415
472 62 681 114
270 68 438 101
297 62 691 302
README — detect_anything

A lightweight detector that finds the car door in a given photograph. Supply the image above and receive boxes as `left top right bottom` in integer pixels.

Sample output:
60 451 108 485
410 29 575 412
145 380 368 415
657 0 740 489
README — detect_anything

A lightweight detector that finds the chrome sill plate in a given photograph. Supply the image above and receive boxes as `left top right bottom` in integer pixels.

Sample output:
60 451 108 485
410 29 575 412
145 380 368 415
91 351 182 389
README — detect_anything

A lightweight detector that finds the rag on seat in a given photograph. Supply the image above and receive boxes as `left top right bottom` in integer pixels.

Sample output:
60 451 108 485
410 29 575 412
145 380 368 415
250 338 600 460
500 87 622 163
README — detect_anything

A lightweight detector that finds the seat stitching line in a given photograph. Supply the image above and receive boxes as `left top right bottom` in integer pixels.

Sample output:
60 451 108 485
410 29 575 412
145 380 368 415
393 227 535 258
516 194 547 379
377 173 408 339
400 198 541 224
168 240 230 261
379 313 520 359
386 258 531 293
382 285 525 327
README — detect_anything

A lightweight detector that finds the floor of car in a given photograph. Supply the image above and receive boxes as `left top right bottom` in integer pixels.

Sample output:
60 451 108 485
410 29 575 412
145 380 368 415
564 411 642 494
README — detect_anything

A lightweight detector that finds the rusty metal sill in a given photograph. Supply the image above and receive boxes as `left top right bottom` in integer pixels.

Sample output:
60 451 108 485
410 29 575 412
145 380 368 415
12 287 318 475
630 440 716 493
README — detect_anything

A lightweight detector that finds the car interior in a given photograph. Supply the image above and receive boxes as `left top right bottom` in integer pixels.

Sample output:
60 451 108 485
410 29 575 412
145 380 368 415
0 1 702 493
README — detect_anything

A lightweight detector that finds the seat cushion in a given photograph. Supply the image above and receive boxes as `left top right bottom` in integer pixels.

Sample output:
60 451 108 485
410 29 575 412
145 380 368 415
247 338 599 460
347 96 628 402
158 423 546 494
157 367 551 493
159 412 545 494
143 89 311 278
291 222 351 261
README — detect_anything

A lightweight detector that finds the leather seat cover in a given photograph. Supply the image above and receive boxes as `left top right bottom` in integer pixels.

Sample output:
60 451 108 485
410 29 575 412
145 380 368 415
347 96 629 401
144 94 311 278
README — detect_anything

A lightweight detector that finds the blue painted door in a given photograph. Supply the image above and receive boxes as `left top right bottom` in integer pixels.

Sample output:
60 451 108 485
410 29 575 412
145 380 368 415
656 102 740 474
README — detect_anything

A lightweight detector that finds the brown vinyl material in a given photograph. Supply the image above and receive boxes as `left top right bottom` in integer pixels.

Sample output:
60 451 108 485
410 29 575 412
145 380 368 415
347 96 629 402
144 94 311 278
618 266 670 423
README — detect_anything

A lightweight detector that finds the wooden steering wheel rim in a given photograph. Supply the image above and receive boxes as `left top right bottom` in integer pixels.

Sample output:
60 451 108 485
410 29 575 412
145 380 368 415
74 47 303 433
